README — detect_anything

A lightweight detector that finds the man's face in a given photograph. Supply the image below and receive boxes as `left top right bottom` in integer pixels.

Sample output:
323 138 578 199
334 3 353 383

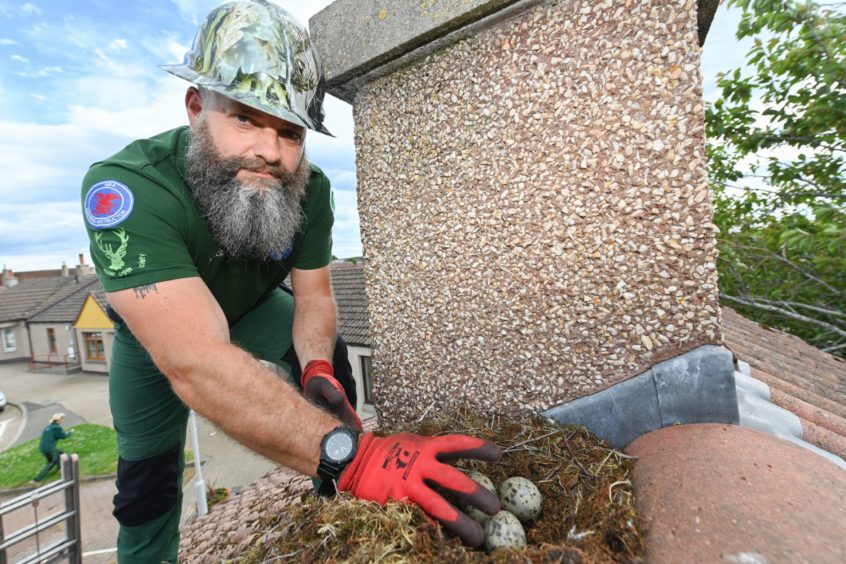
183 90 312 261
197 91 307 179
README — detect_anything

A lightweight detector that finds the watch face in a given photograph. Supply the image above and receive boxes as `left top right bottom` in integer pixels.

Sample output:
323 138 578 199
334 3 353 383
325 431 354 462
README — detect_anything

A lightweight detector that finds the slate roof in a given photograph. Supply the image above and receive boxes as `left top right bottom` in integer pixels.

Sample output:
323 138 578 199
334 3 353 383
332 265 370 347
283 263 371 347
28 276 102 323
0 276 85 322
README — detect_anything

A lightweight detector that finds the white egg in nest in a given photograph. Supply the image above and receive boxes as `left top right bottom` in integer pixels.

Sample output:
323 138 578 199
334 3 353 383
461 470 496 524
483 510 526 551
499 476 543 523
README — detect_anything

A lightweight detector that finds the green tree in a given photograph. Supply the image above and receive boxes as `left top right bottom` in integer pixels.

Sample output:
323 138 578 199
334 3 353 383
706 0 846 356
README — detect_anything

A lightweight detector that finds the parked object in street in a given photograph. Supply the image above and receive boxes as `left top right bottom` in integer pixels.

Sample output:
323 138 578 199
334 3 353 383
0 389 6 411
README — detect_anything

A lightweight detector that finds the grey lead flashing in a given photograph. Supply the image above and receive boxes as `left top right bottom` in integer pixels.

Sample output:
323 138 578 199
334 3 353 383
734 370 771 401
544 345 739 449
736 386 802 440
733 371 846 471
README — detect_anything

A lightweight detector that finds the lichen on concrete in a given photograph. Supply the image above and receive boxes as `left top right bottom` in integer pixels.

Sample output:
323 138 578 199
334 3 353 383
352 0 722 426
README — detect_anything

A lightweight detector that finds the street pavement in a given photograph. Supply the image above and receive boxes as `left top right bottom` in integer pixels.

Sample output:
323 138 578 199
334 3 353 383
0 361 295 561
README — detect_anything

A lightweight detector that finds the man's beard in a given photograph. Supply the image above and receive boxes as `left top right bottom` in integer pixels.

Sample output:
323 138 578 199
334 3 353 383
183 118 310 261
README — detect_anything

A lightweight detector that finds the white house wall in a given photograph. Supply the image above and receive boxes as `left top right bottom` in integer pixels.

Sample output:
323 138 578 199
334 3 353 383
0 321 30 362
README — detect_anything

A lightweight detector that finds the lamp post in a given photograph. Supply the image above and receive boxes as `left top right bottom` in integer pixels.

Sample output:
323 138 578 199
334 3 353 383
189 410 208 517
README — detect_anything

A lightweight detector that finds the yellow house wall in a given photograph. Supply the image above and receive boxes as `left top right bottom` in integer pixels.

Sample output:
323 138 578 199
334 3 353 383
75 295 112 330
74 295 114 373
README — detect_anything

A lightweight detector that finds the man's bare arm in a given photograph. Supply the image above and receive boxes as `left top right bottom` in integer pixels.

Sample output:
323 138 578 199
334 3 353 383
290 266 337 365
107 277 338 476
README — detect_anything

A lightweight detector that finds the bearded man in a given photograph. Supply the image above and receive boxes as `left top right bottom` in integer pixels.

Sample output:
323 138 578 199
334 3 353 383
81 2 501 562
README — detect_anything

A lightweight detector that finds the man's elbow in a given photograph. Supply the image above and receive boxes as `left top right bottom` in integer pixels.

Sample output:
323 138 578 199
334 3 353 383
152 340 220 390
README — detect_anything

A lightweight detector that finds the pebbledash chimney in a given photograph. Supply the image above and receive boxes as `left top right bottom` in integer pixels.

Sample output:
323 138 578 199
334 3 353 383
310 0 737 444
61 261 69 277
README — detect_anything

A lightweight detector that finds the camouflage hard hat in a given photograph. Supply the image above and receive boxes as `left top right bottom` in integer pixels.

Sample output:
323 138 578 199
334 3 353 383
160 0 332 136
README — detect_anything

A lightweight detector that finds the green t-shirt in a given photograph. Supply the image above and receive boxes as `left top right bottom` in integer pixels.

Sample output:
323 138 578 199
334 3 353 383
80 126 334 326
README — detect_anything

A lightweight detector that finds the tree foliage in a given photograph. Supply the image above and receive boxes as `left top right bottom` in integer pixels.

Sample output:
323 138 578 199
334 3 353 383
706 0 846 356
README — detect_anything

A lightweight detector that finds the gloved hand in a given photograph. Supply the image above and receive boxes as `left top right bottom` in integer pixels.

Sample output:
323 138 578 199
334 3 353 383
301 360 363 432
338 432 502 547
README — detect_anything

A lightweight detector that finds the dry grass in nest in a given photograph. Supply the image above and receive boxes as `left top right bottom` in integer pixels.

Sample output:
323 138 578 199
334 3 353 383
234 411 645 563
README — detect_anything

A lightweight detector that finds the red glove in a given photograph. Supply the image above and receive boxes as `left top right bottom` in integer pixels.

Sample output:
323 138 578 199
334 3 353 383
338 432 502 547
301 360 363 432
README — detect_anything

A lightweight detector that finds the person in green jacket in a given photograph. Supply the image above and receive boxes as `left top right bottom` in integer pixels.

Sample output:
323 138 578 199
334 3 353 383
33 413 73 482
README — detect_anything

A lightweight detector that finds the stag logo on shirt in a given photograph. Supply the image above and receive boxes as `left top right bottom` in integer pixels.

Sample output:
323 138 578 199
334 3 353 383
84 180 134 229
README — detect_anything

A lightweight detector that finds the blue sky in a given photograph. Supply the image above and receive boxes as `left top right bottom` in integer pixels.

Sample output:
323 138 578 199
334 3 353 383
0 0 750 271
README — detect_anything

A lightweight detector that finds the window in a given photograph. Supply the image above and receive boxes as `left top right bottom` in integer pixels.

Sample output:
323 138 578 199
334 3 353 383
84 332 105 362
47 328 57 353
360 355 374 404
2 328 16 352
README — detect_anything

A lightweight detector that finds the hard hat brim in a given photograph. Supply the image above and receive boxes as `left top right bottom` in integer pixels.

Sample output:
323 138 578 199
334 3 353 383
160 64 334 137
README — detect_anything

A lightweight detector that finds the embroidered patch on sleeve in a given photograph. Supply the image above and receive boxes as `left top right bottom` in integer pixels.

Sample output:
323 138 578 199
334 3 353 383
94 229 134 277
84 180 135 229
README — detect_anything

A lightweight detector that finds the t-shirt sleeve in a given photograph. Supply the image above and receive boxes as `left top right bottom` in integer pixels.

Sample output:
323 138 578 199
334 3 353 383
292 170 334 270
81 164 199 291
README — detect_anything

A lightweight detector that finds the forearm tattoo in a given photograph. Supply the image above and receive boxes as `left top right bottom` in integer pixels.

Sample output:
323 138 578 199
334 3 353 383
132 284 159 300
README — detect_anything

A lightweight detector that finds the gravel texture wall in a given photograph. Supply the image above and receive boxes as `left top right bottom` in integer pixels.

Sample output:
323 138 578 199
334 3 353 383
352 0 722 426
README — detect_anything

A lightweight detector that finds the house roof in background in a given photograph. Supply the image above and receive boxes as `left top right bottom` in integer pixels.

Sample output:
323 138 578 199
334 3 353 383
332 265 370 347
0 276 83 322
284 262 371 347
722 307 846 409
29 276 101 324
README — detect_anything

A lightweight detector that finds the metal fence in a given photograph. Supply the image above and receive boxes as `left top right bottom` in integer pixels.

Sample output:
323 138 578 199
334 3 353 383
0 454 82 564
27 355 81 375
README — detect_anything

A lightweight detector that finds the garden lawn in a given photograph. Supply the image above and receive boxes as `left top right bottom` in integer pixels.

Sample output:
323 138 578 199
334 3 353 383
0 423 118 488
0 423 194 489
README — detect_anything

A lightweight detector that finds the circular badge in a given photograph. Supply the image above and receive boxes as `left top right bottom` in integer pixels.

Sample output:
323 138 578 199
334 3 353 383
84 180 135 229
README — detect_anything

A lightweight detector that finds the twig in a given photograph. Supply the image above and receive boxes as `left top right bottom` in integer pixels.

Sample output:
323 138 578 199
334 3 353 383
726 243 843 297
608 480 632 503
502 430 559 453
264 549 303 561
567 525 595 542
720 294 846 338
563 440 595 478
415 401 437 423
593 446 639 460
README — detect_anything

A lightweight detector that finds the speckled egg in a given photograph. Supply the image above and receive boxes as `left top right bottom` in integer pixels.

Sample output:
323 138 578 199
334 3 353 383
499 477 543 523
462 470 497 523
483 510 526 551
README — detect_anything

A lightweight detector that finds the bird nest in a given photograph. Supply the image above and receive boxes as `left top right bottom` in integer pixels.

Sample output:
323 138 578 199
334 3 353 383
234 411 645 563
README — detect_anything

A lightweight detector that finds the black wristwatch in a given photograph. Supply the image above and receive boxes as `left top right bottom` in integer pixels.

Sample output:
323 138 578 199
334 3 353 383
316 426 359 496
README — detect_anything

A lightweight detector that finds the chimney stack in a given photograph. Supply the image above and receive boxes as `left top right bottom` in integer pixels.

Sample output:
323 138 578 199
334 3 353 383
1 265 18 288
75 253 94 277
61 261 69 277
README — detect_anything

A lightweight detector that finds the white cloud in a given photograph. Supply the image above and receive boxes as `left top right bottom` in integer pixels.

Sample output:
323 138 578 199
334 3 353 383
10 54 29 63
168 1 335 30
0 38 16 45
20 3 41 15
169 0 224 25
17 65 62 78
331 190 362 259
0 202 89 270
1 1 372 269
